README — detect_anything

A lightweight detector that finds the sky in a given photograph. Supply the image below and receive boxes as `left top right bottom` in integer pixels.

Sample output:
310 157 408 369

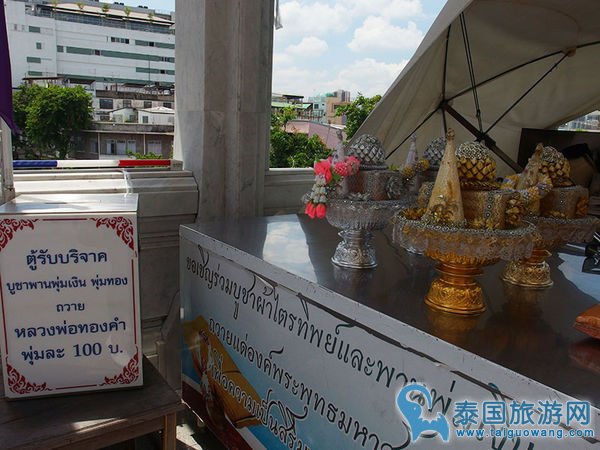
136 0 447 100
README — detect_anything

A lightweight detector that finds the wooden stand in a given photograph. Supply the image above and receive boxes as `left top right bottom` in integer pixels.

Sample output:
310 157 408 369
0 357 182 449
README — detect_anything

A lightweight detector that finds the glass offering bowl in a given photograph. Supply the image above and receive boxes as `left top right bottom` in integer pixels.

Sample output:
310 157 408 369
392 217 536 315
326 198 407 269
502 216 600 288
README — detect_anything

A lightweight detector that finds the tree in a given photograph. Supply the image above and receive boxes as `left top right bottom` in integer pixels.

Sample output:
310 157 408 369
76 2 85 12
335 94 382 139
101 3 110 14
270 108 331 168
271 105 297 128
13 84 92 159
270 128 331 168
123 6 132 18
12 84 41 159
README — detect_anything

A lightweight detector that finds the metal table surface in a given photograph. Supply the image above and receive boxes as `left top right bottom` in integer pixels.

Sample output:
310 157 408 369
182 213 600 408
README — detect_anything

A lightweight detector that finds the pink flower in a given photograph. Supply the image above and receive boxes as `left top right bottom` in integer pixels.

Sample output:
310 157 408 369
346 155 360 174
314 159 332 183
333 156 360 177
305 201 316 219
315 203 327 219
334 161 349 177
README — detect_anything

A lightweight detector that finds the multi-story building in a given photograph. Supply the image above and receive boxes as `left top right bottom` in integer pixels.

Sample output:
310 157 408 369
272 91 353 124
325 90 350 125
5 0 175 158
559 110 600 131
92 86 173 121
308 90 351 125
5 0 174 90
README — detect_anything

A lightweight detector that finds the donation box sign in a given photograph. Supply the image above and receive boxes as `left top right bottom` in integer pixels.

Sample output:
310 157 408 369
0 194 142 399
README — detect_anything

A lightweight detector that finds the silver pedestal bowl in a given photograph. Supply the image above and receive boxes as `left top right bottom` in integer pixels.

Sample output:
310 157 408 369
325 198 407 269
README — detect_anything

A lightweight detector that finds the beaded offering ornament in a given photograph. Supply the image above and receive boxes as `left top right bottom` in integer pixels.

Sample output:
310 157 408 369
400 159 430 184
400 134 430 182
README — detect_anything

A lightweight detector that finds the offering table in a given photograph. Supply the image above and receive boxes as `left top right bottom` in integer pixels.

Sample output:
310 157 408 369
180 214 599 449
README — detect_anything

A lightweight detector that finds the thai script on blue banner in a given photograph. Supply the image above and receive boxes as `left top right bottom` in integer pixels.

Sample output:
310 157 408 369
208 317 433 449
187 251 450 394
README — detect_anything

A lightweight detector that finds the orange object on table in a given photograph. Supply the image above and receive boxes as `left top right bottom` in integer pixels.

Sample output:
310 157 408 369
574 304 600 340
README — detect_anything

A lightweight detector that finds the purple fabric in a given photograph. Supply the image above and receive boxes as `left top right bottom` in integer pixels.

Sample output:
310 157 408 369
0 3 17 131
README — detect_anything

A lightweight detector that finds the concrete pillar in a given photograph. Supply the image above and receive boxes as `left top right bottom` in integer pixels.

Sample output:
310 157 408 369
174 0 274 220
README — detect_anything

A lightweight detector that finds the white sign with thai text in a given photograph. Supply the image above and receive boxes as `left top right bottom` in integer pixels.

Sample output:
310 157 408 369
0 212 142 398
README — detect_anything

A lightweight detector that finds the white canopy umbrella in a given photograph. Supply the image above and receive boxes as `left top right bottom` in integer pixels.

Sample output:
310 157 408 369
357 0 600 175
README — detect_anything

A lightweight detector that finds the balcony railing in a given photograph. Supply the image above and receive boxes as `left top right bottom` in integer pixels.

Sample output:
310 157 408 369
29 6 175 35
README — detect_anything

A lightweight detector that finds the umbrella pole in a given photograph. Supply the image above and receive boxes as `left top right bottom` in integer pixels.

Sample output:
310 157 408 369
440 102 521 172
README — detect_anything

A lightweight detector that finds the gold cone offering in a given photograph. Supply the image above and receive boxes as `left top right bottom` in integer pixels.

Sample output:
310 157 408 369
422 129 465 227
392 129 536 315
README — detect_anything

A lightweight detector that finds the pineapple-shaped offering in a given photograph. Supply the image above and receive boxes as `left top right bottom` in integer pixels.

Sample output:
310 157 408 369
345 134 405 200
454 140 518 229
347 134 387 170
540 146 572 187
424 136 446 170
538 145 588 219
456 141 497 189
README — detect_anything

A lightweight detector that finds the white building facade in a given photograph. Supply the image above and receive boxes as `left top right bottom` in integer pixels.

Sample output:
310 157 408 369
5 0 175 92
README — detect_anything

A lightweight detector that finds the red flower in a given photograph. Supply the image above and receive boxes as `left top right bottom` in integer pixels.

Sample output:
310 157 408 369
314 159 332 183
305 201 316 219
315 203 326 218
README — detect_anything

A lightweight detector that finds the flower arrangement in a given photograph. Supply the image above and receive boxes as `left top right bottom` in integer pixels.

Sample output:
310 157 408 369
305 155 360 219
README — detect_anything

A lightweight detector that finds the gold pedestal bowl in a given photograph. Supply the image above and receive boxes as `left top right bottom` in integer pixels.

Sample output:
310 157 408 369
393 217 536 315
502 216 599 288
